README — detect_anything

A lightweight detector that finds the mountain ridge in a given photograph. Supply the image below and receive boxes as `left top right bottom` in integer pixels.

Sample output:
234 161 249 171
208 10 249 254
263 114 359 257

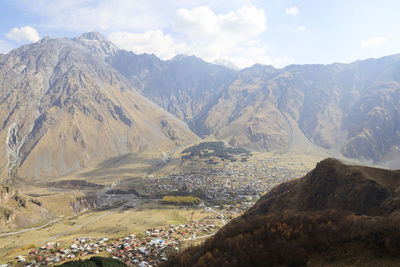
0 34 199 181
102 34 399 166
1 32 400 181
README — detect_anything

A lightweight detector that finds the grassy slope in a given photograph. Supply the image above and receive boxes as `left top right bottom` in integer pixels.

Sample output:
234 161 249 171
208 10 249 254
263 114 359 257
0 202 207 264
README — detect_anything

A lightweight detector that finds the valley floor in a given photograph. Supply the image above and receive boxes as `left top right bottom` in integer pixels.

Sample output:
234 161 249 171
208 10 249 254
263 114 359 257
0 152 315 266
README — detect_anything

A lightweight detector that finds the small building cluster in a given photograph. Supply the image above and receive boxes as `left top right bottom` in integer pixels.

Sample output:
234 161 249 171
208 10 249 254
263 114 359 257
136 161 307 203
6 205 241 266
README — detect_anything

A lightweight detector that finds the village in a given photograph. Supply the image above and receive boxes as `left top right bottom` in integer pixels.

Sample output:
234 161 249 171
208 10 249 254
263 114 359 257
3 160 308 266
134 160 308 204
6 201 255 267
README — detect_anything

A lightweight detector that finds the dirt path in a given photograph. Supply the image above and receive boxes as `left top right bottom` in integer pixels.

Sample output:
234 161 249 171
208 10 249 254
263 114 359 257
40 210 115 244
183 233 215 241
183 204 227 242
0 218 61 238
0 198 137 243
40 199 138 244
204 206 226 225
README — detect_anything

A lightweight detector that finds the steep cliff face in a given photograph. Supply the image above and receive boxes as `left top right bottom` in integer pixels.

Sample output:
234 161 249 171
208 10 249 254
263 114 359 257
109 47 400 166
193 58 400 166
0 185 17 203
0 186 17 224
70 195 104 213
0 33 198 181
0 207 16 225
341 81 400 163
108 52 237 126
0 185 47 226
197 65 293 151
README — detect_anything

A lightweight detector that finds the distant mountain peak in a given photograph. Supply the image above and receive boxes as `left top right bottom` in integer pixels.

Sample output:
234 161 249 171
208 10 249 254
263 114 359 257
249 63 276 71
78 32 107 42
212 58 240 70
169 54 204 63
75 32 118 59
40 36 51 42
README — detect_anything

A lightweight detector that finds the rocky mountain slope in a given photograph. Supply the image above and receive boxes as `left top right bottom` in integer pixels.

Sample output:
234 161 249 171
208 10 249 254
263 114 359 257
163 159 400 266
0 33 198 181
195 60 400 167
107 51 237 127
107 41 399 167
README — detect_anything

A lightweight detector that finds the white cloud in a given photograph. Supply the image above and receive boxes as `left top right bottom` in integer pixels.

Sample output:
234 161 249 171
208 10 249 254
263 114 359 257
15 0 166 32
106 5 291 69
171 5 292 68
5 26 40 43
285 6 299 16
14 0 256 32
108 30 177 58
8 1 289 68
175 5 266 41
9 1 290 69
361 37 388 48
294 26 306 32
173 5 267 63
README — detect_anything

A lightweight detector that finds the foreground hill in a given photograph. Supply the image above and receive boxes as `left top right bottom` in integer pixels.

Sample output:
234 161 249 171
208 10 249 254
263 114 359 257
164 159 400 266
247 158 400 216
0 33 198 181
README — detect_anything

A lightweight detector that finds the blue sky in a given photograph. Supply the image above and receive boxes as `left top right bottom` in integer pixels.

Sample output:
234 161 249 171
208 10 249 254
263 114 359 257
1 0 400 68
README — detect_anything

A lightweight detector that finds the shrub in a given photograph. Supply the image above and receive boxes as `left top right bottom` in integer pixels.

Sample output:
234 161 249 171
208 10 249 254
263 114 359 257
161 195 202 206
181 142 251 161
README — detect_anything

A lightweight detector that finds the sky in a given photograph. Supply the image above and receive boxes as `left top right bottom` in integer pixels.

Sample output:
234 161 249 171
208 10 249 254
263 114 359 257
1 0 400 69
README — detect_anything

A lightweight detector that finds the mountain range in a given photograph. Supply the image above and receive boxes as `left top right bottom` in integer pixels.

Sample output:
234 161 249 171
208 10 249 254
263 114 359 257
0 32 399 181
105 38 400 167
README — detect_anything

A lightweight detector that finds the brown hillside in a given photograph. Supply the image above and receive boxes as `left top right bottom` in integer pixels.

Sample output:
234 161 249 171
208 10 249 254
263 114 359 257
164 159 400 267
246 158 400 217
164 210 400 267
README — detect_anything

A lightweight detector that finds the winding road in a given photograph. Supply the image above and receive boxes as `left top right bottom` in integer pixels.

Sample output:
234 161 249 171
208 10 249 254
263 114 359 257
0 218 62 238
41 199 138 244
